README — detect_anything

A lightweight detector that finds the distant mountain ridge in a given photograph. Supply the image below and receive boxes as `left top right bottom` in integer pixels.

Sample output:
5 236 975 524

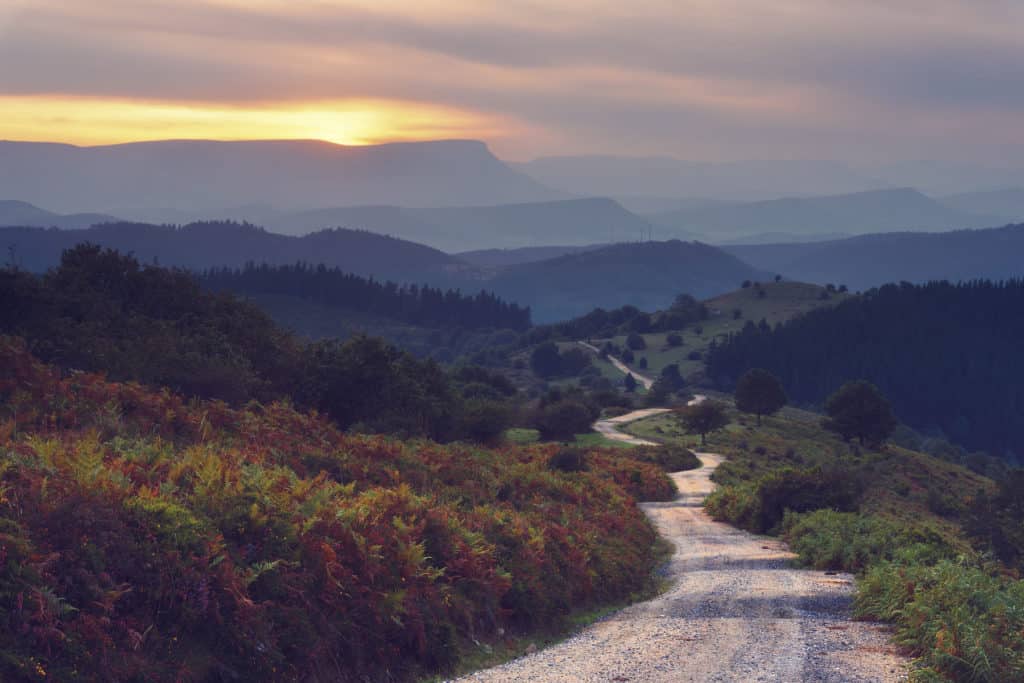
0 139 561 213
724 223 1024 291
651 188 998 242
516 156 889 201
1 222 465 282
263 197 654 251
0 199 118 230
486 240 769 322
1 194 654 254
517 155 1024 200
2 220 767 324
456 244 607 267
939 188 1024 222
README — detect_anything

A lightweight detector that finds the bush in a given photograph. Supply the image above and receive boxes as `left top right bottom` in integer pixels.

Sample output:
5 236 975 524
626 333 646 351
632 445 701 472
458 398 513 444
530 343 592 379
856 559 1024 682
781 510 952 572
666 333 683 347
535 400 597 441
548 447 588 472
706 466 862 534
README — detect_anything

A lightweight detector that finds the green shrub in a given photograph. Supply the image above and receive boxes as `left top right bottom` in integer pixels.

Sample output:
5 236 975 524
706 466 862 534
534 400 597 441
781 510 953 572
548 447 588 473
631 445 701 472
856 558 1024 682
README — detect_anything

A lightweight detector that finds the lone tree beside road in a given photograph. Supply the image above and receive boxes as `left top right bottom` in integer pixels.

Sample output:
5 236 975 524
677 400 730 446
735 368 787 425
823 380 897 447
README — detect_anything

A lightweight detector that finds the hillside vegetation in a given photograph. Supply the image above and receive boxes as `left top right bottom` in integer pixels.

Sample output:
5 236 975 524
707 280 1024 459
0 337 674 681
0 245 528 444
488 240 767 322
625 400 1024 681
584 281 849 383
1 222 462 281
201 262 531 331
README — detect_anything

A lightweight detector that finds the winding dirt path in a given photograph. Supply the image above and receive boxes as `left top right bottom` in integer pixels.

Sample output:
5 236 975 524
578 341 655 389
458 412 908 683
592 408 670 446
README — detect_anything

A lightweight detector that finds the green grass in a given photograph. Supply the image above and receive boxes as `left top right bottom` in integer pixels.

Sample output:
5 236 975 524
572 432 634 449
503 427 634 449
592 282 850 380
505 427 541 444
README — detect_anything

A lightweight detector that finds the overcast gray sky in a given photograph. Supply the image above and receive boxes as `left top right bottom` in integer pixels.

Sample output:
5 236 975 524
2 0 1022 162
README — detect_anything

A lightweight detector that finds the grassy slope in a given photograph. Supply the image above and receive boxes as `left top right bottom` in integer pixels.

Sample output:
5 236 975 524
624 400 992 553
592 282 850 380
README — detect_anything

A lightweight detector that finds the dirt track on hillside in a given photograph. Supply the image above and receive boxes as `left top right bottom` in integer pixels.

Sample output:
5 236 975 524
457 412 908 683
577 341 655 389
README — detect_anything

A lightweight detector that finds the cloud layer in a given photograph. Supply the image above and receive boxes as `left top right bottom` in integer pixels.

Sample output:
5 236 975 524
2 0 1023 161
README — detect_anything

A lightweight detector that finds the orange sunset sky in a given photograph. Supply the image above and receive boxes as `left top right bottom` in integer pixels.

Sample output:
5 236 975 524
2 0 1023 161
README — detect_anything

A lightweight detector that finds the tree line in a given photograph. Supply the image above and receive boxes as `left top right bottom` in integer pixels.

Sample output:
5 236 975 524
707 279 1024 459
201 261 531 331
0 244 520 443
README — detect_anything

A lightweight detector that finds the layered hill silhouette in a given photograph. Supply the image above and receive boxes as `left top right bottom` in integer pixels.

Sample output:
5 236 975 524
265 197 652 251
0 139 559 213
0 222 464 282
486 240 768 322
0 199 118 230
725 223 1024 291
516 156 888 200
456 244 606 267
2 221 764 323
651 188 997 242
939 188 1024 222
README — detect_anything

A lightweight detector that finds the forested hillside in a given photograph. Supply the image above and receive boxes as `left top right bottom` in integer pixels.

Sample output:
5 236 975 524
1 222 463 281
201 263 531 331
0 246 524 443
706 280 1024 458
725 223 1024 290
488 240 767 322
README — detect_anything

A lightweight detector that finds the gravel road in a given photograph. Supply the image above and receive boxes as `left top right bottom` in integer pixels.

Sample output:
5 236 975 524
457 418 908 682
592 408 671 446
577 341 655 389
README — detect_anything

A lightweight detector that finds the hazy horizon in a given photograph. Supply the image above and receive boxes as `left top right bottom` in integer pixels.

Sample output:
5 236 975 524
3 1 1024 164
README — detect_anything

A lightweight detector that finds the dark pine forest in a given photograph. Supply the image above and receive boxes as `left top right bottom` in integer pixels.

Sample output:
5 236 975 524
707 279 1024 459
201 262 531 331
